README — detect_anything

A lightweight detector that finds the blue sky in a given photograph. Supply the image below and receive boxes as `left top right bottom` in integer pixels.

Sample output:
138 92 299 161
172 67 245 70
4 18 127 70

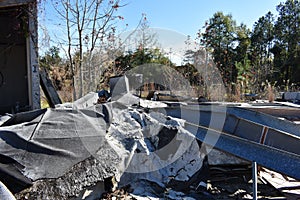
39 0 283 62
113 0 284 64
117 0 283 37
41 0 283 39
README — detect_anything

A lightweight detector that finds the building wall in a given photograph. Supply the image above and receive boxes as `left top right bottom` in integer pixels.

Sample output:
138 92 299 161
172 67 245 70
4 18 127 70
0 0 40 114
0 0 34 7
27 1 40 110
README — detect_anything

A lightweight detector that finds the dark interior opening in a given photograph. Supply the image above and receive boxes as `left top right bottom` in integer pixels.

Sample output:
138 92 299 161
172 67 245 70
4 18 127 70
0 5 29 114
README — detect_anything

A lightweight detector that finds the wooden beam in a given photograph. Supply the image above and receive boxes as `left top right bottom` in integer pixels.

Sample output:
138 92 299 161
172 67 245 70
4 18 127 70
39 68 62 108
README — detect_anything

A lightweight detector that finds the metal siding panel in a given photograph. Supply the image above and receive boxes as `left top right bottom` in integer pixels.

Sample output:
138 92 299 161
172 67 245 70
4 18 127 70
233 119 263 142
264 129 300 155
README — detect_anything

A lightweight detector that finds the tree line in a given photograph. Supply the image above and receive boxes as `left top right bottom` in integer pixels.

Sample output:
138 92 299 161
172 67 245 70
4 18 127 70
198 0 300 95
39 0 299 102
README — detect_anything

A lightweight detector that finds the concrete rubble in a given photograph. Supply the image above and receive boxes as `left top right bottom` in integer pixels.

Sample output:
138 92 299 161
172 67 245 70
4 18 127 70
0 92 299 199
0 93 206 199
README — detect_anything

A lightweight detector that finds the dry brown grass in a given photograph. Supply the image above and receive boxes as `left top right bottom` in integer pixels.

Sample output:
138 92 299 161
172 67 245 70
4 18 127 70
267 82 275 102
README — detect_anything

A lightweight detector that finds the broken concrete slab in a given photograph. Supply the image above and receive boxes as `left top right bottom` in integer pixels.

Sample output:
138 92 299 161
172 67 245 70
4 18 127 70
207 148 250 166
15 155 119 199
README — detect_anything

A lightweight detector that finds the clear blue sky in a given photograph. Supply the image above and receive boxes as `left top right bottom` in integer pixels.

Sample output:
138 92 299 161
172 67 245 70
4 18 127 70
117 0 283 37
114 0 284 64
39 0 284 57
41 0 283 37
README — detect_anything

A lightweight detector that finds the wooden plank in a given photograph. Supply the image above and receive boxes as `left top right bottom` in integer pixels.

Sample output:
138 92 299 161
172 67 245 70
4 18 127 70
260 167 300 196
39 68 62 108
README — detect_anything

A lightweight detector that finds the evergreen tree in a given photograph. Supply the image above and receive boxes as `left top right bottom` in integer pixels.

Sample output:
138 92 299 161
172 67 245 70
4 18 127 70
273 0 300 85
200 12 237 89
250 12 275 87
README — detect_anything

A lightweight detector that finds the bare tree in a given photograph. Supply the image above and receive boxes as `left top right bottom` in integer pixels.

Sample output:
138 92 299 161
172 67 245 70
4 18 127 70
136 14 157 50
53 0 123 100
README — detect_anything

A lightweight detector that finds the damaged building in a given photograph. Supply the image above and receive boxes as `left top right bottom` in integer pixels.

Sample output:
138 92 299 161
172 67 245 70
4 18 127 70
0 0 300 199
0 86 300 199
0 0 40 114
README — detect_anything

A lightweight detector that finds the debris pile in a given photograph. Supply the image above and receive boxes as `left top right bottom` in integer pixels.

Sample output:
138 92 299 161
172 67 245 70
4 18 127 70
0 92 299 199
0 93 208 199
105 101 208 199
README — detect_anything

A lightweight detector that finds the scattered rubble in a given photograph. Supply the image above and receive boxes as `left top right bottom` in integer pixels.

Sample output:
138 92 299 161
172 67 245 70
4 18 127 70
0 92 300 199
